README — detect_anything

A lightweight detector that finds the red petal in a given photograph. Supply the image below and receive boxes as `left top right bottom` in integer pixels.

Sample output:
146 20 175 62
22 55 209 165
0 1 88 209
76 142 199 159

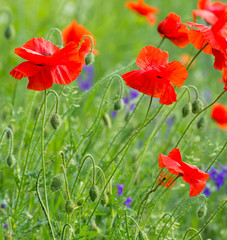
136 46 168 70
188 179 208 197
159 82 177 105
164 61 188 87
212 49 227 70
193 10 218 25
168 148 182 164
10 61 41 79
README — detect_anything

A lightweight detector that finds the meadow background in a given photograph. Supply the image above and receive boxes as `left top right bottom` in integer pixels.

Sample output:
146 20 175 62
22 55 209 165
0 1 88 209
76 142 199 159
0 0 226 239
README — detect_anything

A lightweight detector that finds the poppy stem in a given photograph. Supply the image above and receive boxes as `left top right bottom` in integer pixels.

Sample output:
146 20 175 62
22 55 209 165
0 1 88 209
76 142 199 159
47 90 59 113
157 36 166 49
183 228 202 240
175 90 226 148
188 85 199 99
46 28 63 48
77 35 94 52
186 43 209 70
144 95 153 122
124 211 131 240
61 224 73 240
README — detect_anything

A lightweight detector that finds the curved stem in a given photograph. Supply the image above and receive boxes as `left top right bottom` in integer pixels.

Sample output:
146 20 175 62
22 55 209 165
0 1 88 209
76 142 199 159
47 90 59 113
95 166 106 187
183 228 202 240
77 35 94 52
61 224 73 240
188 85 199 99
61 165 71 200
181 86 191 102
46 28 63 48
175 90 225 148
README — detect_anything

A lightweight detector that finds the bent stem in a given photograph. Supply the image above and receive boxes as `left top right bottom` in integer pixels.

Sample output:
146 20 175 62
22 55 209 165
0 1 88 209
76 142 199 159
77 35 94 52
46 28 63 48
175 90 226 148
183 228 202 240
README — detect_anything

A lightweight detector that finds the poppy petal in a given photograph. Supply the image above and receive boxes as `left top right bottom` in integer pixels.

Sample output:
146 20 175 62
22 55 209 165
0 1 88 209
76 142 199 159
212 49 227 70
188 179 207 197
193 10 218 25
136 46 168 70
159 82 177 105
164 61 188 87
168 148 182 164
10 61 41 79
158 154 183 175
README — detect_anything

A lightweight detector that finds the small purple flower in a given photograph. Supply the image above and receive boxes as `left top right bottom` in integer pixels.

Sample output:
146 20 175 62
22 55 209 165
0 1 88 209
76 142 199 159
77 65 94 91
215 172 225 191
111 111 117 119
203 186 211 197
123 97 129 105
3 223 8 228
129 104 135 112
124 197 134 208
1 203 6 208
209 168 219 181
117 184 125 196
129 90 139 100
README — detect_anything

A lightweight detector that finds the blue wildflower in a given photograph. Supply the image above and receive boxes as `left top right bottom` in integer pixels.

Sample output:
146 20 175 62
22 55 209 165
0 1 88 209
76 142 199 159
111 111 117 119
117 183 125 196
1 203 6 208
203 186 211 197
3 223 8 228
124 197 134 208
77 65 94 91
129 90 139 100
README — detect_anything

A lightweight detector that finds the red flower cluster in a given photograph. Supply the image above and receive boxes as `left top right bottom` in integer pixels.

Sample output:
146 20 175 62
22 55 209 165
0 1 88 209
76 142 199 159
62 20 98 64
211 103 227 129
159 148 210 197
121 46 188 105
158 12 189 48
188 12 227 70
10 38 82 91
193 0 227 25
125 0 159 25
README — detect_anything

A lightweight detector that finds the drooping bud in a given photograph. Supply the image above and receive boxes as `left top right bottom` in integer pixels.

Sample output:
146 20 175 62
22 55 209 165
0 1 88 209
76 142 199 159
102 113 112 129
182 103 192 117
192 99 203 114
85 52 95 65
65 199 74 214
77 198 84 206
50 113 62 129
138 230 149 240
89 185 99 202
197 117 206 130
4 24 15 40
100 193 109 206
50 173 64 192
6 155 15 167
114 99 123 111
198 204 207 218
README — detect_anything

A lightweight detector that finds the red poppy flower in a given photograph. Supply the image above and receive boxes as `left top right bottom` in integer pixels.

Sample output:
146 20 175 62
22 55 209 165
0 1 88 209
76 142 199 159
157 12 189 48
125 0 159 25
211 103 227 129
188 12 227 70
222 67 227 91
158 148 210 197
10 38 82 91
158 171 176 188
62 20 98 64
121 46 188 105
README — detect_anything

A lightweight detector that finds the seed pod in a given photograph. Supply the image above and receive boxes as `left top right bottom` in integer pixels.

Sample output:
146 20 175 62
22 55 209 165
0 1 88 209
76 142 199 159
182 103 192 117
4 24 15 40
50 173 64 192
198 204 207 218
50 114 62 129
197 117 206 130
65 199 74 214
77 198 84 206
85 52 95 65
100 193 109 206
102 113 112 129
138 230 149 240
114 99 123 111
89 185 99 202
6 155 15 167
192 99 203 114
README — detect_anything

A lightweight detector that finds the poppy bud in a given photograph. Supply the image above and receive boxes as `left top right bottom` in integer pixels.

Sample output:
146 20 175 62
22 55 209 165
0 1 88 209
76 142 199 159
197 204 207 218
192 99 203 114
182 103 192 117
50 173 64 192
100 193 109 206
6 155 15 167
138 230 149 240
4 24 15 40
102 113 112 129
77 198 84 206
85 52 95 65
89 185 99 202
114 99 123 111
65 199 74 214
4 233 12 240
50 113 62 129
197 117 206 130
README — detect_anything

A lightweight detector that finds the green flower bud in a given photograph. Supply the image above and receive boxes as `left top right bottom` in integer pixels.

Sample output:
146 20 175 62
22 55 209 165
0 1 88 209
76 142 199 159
77 198 84 206
192 99 203 114
50 114 61 129
197 117 206 130
182 103 192 117
65 199 74 214
6 155 15 167
114 99 123 111
198 204 207 218
85 52 95 65
4 24 15 40
102 113 112 129
50 173 64 192
100 193 109 206
89 185 99 202
138 230 149 240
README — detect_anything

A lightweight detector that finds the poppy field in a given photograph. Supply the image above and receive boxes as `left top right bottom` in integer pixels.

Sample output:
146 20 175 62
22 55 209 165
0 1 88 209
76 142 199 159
0 0 227 239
